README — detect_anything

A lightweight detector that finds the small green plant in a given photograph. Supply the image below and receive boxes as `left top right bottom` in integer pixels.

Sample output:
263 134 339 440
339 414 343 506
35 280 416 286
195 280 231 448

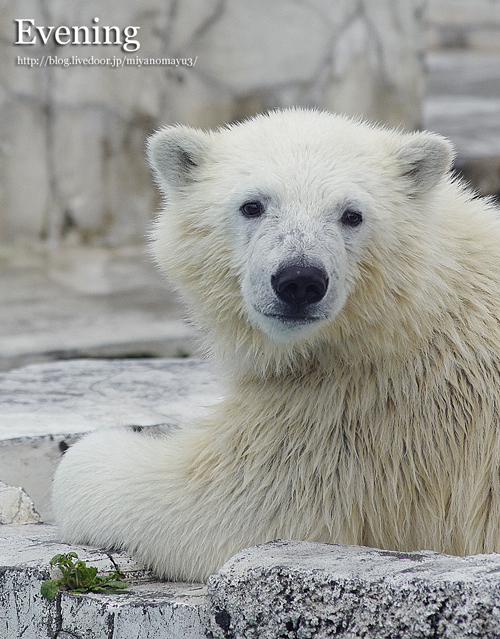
41 552 130 600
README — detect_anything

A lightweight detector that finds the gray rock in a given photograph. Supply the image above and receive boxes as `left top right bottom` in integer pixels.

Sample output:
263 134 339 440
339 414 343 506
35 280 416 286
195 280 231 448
8 526 500 638
207 540 500 638
0 482 41 524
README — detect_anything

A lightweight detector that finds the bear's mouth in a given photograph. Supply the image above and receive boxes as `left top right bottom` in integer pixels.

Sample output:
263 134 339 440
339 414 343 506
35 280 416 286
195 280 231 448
264 313 323 325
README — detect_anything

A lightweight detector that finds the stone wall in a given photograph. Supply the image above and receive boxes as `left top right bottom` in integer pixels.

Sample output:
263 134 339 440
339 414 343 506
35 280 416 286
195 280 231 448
0 0 425 246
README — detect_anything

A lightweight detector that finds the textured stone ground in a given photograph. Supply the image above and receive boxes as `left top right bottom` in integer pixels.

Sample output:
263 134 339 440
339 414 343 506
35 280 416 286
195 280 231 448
207 541 500 638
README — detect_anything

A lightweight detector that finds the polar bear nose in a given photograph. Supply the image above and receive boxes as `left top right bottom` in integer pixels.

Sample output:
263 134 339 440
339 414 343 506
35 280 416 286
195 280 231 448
271 266 329 307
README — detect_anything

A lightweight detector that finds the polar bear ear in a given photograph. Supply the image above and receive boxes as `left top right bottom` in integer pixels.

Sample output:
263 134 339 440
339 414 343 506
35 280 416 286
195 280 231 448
147 125 211 194
395 132 455 195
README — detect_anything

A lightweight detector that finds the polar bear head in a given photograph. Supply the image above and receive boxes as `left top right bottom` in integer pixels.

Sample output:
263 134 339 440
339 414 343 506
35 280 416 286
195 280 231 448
148 110 454 370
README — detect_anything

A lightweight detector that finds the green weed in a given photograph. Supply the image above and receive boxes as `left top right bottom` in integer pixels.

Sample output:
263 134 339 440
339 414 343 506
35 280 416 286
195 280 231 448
41 552 130 600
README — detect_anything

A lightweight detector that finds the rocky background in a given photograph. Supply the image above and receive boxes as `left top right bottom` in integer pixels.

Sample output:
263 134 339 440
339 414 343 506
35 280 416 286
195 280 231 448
1 0 428 247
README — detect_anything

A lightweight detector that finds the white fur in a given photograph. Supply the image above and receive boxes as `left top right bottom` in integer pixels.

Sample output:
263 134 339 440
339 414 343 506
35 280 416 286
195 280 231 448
53 109 500 582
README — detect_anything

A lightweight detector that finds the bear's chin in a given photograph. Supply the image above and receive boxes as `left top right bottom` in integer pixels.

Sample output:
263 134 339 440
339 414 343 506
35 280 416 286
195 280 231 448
251 310 328 344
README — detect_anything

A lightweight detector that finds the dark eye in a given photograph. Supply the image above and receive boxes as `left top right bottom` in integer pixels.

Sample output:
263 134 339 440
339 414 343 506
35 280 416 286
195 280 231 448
240 200 264 218
340 209 363 227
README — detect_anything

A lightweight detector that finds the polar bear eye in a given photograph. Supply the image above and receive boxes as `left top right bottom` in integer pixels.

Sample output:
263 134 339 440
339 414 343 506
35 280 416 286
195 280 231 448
240 201 265 218
340 209 363 227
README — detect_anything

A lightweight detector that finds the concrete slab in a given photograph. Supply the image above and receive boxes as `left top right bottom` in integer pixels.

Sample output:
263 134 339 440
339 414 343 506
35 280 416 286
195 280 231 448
0 357 220 438
0 523 207 639
0 358 222 521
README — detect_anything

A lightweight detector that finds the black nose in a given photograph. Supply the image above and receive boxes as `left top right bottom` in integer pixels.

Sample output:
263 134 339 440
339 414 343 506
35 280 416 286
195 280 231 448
271 266 329 307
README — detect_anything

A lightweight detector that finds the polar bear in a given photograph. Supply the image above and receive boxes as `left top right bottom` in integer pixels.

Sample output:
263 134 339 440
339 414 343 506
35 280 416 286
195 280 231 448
53 109 500 582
